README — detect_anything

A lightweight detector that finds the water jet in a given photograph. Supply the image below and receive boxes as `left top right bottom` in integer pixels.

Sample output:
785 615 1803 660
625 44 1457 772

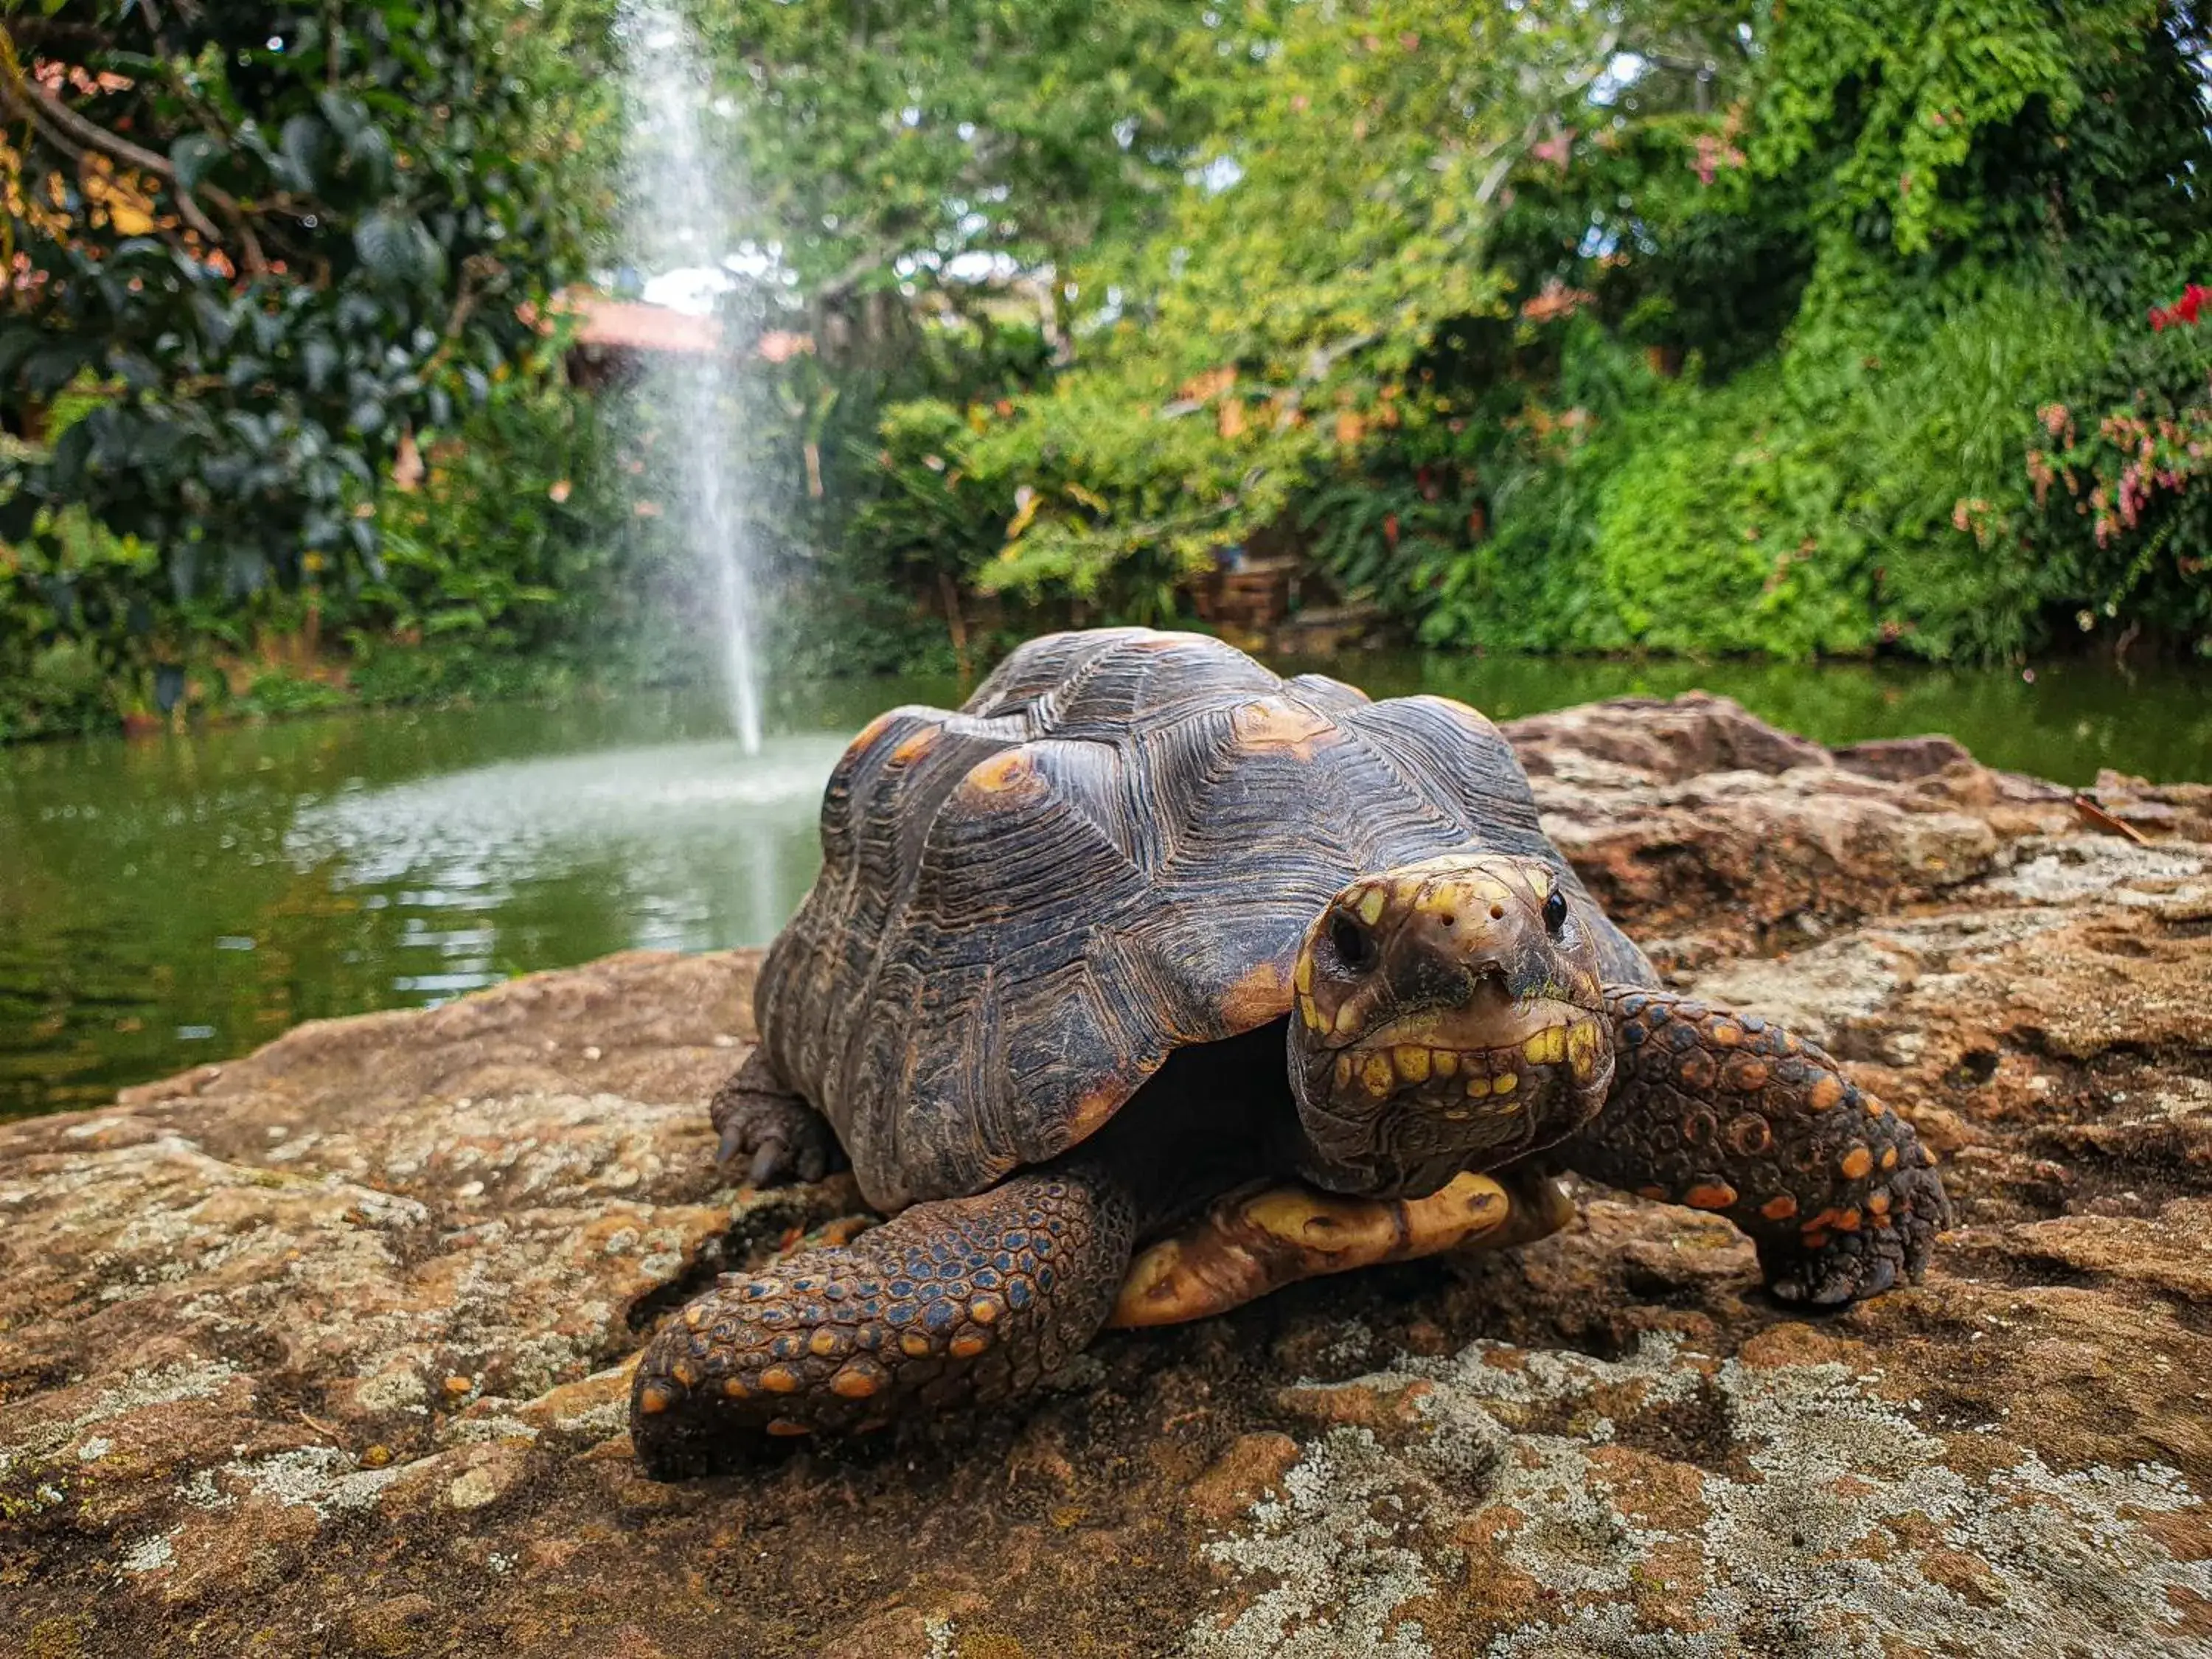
615 0 764 754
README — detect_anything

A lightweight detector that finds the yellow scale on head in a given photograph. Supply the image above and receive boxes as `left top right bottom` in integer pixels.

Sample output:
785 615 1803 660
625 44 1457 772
1293 950 1325 1032
1565 1018 1602 1082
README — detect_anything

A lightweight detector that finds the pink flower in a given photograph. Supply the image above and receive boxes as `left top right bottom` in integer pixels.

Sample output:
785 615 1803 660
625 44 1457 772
1691 133 1745 187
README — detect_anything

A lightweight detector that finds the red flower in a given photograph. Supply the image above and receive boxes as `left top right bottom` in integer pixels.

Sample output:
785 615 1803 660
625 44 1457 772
2150 282 2209 332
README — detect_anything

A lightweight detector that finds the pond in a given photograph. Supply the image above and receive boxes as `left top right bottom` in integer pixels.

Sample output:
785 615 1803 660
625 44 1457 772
4 650 2208 1121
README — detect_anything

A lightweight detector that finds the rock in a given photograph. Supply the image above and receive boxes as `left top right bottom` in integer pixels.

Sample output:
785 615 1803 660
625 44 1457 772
2093 769 2212 844
1504 691 1832 782
1831 732 1979 780
1186 1433 1303 1523
1499 694 2088 964
5 694 2211 1655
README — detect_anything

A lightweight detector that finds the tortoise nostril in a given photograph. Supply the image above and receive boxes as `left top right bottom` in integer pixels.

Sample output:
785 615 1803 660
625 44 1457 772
1329 914 1378 971
1440 914 1455 928
1489 903 1504 921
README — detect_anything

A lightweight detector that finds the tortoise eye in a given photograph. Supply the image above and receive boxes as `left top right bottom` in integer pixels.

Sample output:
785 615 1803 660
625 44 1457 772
1542 888 1568 933
1329 914 1377 971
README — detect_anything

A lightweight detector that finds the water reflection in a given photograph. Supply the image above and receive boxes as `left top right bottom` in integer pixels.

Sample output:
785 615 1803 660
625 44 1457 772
288 735 844 977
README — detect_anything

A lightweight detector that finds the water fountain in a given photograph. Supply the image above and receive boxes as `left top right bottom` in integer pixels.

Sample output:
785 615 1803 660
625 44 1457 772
614 0 764 755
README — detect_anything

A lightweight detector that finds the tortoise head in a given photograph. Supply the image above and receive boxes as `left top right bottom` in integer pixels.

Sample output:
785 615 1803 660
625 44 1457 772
1286 852 1614 1197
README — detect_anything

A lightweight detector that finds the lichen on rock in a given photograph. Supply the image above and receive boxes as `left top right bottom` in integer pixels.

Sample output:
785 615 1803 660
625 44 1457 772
1208 1330 2212 1657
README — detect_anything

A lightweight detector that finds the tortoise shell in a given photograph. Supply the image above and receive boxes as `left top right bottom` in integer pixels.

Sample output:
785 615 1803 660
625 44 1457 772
756 628 1650 1210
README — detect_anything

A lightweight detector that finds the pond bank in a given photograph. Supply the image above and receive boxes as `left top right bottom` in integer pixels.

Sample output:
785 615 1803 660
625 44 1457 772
7 646 2211 780
5 692 2210 1655
6 653 2211 1124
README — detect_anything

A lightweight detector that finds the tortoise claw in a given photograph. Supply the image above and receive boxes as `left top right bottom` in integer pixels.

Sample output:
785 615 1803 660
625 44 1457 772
748 1140 787 1188
706 1060 841 1187
1757 1205 1919 1310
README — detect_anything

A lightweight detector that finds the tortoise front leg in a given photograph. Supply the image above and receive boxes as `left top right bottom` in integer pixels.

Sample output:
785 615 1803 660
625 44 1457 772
1107 1168 1572 1329
1562 987 1952 1306
630 1161 1135 1475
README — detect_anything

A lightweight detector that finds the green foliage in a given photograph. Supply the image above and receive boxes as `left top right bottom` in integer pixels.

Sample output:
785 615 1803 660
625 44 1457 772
0 0 630 732
1989 290 2212 643
1864 277 2123 656
368 354 620 660
764 313 1061 675
240 667 347 717
0 0 613 625
8 0 2212 730
1745 0 2121 254
0 475 173 739
959 0 1620 601
830 0 2212 663
690 0 1208 293
1414 267 2192 662
1 347 639 737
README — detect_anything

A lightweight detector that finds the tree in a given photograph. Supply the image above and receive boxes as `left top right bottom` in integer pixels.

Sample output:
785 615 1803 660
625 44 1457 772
841 0 2212 658
885 0 1635 609
689 0 1212 347
0 0 613 605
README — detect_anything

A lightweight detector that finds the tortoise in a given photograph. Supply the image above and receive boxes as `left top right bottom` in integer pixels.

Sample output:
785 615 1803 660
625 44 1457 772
631 628 1950 1472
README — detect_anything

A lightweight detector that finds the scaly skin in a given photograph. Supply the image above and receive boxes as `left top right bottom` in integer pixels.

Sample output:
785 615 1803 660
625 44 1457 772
630 1161 1136 1474
1565 988 1952 1305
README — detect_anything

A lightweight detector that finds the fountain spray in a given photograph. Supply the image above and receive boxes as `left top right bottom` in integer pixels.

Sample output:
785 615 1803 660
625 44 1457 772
616 0 763 755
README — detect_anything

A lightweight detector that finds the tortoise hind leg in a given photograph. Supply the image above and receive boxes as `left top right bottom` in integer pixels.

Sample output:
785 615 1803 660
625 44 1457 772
709 1048 841 1186
630 1161 1137 1477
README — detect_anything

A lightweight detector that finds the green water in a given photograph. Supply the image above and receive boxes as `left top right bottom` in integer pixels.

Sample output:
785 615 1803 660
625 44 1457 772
3 653 2206 1121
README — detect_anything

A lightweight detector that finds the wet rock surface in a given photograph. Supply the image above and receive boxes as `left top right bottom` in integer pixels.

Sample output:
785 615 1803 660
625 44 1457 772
5 692 2211 1657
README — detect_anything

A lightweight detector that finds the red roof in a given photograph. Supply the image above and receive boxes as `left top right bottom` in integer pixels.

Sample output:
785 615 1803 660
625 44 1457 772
521 291 814 364
563 296 721 354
